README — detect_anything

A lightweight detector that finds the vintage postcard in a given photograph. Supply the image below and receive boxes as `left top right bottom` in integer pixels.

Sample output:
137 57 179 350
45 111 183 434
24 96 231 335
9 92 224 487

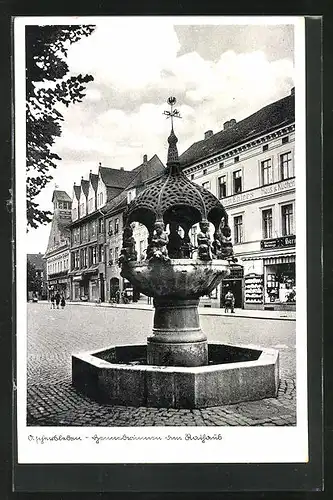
15 16 308 465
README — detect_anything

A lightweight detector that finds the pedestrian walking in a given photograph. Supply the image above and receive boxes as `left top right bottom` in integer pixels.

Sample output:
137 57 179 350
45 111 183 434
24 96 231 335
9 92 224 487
55 291 61 309
60 295 66 309
224 290 235 313
50 293 55 309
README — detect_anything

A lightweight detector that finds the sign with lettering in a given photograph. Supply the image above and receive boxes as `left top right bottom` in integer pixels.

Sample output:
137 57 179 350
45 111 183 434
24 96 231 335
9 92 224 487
222 178 295 207
260 235 296 250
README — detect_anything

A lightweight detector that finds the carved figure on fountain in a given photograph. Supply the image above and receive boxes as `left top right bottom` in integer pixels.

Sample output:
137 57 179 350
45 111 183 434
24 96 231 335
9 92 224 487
146 221 170 262
197 221 213 261
119 225 137 265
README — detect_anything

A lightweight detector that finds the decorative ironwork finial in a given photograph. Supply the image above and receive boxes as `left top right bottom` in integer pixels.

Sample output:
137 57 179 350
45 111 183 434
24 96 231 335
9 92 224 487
163 96 182 131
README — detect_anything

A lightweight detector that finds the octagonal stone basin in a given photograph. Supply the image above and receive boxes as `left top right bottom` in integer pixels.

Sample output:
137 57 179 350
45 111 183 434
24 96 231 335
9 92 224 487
120 259 230 298
72 343 279 409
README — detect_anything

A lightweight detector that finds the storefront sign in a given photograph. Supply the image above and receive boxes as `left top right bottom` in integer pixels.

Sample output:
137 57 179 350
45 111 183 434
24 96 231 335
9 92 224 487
261 235 296 250
222 178 295 207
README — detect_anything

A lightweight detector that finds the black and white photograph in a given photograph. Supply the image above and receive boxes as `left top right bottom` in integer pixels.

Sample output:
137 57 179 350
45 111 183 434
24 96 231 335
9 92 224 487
16 16 307 464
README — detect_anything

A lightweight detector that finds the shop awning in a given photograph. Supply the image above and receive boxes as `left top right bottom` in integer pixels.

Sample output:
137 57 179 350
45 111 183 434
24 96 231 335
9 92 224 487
264 255 295 265
241 251 295 262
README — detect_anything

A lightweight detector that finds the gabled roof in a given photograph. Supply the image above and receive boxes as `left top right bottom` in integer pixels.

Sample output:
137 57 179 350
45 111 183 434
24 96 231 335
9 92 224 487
80 179 90 197
89 173 99 191
104 190 128 216
73 185 81 200
126 154 165 189
51 190 71 203
99 166 136 188
179 93 295 167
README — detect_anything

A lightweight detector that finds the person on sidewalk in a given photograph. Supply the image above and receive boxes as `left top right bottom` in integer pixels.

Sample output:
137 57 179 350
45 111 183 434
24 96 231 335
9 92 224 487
50 293 55 309
60 295 66 309
224 290 235 313
55 291 61 309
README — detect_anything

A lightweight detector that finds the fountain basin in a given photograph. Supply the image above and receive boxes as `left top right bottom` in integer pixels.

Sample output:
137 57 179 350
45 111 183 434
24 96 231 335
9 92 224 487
72 343 279 409
120 259 230 298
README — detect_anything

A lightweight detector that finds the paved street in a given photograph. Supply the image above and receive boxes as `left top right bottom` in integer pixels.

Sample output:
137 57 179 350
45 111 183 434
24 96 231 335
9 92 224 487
27 303 296 426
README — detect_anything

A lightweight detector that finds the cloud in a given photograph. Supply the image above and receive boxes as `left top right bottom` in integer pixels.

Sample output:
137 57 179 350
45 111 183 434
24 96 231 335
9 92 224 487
26 22 295 253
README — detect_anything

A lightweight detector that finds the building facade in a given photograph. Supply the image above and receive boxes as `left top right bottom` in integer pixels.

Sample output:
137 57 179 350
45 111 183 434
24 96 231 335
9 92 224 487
44 190 72 299
27 253 48 300
68 155 165 302
180 89 296 310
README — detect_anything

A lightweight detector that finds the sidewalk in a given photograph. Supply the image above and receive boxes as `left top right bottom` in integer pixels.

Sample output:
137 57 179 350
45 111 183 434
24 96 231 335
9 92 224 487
44 300 296 321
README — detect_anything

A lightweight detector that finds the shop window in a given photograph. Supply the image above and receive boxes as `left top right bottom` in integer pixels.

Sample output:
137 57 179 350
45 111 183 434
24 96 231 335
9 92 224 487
218 175 227 199
261 159 273 185
281 204 294 236
233 170 242 194
265 263 296 303
202 181 210 190
115 218 119 234
280 151 294 179
234 215 243 244
262 209 273 239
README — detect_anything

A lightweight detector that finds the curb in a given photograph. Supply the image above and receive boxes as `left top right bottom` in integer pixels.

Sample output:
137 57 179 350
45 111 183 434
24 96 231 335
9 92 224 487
35 301 296 321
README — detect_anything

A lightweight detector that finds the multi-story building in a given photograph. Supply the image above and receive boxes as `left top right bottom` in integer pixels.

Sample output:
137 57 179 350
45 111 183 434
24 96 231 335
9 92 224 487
104 154 165 301
43 190 72 298
27 252 47 300
180 89 296 311
68 156 164 302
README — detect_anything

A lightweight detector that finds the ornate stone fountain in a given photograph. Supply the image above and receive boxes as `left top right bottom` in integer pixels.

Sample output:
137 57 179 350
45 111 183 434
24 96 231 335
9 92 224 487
72 98 279 409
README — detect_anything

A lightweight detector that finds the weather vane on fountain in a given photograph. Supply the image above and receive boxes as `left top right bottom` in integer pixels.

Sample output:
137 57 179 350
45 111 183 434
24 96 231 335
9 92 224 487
163 96 182 129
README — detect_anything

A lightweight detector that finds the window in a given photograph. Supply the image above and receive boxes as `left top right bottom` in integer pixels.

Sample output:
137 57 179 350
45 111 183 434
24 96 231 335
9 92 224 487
263 144 269 152
219 162 224 169
218 176 227 199
98 218 104 233
99 244 104 262
234 215 243 244
261 159 273 185
90 246 97 265
202 181 210 190
108 221 113 235
262 209 273 239
281 204 294 236
191 174 194 180
91 221 96 238
203 169 207 175
114 247 119 263
233 170 242 194
191 225 197 246
109 248 113 264
280 152 294 180
282 136 289 144
234 156 239 163
115 218 119 234
139 240 145 258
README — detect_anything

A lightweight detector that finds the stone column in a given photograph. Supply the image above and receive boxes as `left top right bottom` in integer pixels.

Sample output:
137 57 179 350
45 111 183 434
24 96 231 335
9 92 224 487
147 297 208 367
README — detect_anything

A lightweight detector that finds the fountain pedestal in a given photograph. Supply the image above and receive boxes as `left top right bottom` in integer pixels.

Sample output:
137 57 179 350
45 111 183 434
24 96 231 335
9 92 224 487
147 298 208 367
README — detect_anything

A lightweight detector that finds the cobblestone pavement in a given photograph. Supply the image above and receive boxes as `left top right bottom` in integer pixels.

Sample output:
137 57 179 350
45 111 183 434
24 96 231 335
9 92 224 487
26 303 296 427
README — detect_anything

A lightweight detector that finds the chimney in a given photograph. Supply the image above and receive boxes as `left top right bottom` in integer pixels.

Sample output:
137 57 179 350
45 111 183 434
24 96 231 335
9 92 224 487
143 154 148 163
204 130 213 140
291 87 295 95
223 119 236 130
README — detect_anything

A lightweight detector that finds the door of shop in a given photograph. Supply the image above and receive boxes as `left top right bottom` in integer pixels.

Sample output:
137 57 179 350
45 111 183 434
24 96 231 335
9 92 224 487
220 265 244 308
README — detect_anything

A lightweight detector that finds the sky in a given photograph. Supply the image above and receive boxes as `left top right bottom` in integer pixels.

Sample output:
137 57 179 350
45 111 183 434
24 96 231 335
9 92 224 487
25 19 295 254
